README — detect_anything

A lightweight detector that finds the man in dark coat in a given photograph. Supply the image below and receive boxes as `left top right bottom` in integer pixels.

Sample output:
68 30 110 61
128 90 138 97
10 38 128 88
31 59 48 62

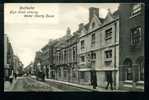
91 70 97 89
105 71 113 90
14 73 17 79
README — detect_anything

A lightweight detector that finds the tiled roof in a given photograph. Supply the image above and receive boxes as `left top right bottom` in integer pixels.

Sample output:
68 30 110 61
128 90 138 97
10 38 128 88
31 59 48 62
84 23 89 31
112 10 119 18
98 17 105 23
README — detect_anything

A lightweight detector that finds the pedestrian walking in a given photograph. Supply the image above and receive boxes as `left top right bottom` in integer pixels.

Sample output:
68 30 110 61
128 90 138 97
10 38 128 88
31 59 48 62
42 73 45 82
9 75 13 84
91 70 97 89
105 71 113 90
46 67 49 79
14 73 17 79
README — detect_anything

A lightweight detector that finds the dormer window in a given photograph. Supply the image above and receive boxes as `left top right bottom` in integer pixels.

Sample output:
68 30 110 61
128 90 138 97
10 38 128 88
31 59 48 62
92 22 95 29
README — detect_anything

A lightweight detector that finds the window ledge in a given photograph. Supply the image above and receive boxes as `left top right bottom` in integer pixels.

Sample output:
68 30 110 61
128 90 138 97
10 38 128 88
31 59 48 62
105 37 112 40
79 62 86 65
136 81 144 85
124 80 133 84
81 49 85 51
129 43 142 50
90 59 96 61
104 58 112 62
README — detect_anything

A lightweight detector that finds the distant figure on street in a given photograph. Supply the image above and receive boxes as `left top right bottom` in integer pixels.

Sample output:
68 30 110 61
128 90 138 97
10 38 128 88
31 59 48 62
105 71 113 90
9 75 13 84
46 67 49 79
42 72 45 82
14 73 17 79
91 71 97 89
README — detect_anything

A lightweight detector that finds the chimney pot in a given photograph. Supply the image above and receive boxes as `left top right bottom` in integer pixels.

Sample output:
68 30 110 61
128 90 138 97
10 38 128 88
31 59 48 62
89 7 99 22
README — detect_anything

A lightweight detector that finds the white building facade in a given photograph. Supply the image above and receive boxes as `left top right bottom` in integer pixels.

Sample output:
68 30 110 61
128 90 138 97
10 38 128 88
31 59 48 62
78 7 120 89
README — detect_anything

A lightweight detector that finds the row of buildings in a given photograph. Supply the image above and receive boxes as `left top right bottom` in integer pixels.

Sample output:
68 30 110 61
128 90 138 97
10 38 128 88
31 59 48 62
30 3 144 91
4 34 24 81
24 62 34 75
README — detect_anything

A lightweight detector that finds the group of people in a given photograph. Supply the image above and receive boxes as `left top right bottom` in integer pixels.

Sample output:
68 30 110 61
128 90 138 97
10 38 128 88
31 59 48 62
90 71 113 90
36 71 45 81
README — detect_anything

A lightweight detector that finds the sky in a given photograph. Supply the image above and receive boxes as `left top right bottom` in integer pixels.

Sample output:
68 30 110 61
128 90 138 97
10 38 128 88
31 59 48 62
5 3 119 68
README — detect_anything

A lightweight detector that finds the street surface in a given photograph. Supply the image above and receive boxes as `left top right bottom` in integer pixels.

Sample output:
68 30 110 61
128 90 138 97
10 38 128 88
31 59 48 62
6 77 92 92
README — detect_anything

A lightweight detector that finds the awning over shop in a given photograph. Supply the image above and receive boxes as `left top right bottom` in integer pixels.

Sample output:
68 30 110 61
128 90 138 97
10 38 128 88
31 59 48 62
95 67 118 72
78 67 118 72
78 68 91 71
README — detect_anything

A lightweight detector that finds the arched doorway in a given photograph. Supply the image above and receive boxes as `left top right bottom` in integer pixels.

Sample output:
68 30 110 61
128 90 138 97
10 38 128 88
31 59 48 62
136 56 144 81
123 58 133 80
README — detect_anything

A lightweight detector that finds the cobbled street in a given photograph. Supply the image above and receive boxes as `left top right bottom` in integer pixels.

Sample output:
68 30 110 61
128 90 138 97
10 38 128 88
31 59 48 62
7 77 92 92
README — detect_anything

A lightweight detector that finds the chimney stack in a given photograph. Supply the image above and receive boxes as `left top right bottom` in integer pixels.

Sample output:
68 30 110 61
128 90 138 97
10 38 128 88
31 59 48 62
89 7 99 22
78 23 84 31
66 27 71 35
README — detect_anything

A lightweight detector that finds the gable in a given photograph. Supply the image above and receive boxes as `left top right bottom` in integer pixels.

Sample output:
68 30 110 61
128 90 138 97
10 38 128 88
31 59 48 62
88 15 102 32
103 12 114 24
80 27 87 37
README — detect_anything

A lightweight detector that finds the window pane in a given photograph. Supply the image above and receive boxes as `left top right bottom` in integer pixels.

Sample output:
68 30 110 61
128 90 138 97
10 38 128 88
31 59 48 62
131 26 141 45
105 50 112 58
81 56 85 62
105 28 112 40
81 40 85 49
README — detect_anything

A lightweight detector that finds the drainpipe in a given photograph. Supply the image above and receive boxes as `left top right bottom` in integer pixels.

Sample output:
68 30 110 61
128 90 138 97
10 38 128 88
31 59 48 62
114 21 117 90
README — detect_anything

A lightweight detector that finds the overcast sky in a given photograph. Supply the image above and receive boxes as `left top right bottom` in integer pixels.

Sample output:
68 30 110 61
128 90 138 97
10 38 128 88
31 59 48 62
5 3 119 67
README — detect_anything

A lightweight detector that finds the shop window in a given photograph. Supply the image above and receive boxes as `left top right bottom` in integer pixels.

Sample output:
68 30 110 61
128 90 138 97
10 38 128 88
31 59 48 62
140 61 144 81
72 71 76 78
64 70 67 78
59 69 61 77
80 72 85 79
136 57 144 81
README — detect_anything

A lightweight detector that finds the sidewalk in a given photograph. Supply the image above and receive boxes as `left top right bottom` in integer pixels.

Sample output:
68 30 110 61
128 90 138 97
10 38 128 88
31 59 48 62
45 78 127 92
29 76 128 92
4 78 17 91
